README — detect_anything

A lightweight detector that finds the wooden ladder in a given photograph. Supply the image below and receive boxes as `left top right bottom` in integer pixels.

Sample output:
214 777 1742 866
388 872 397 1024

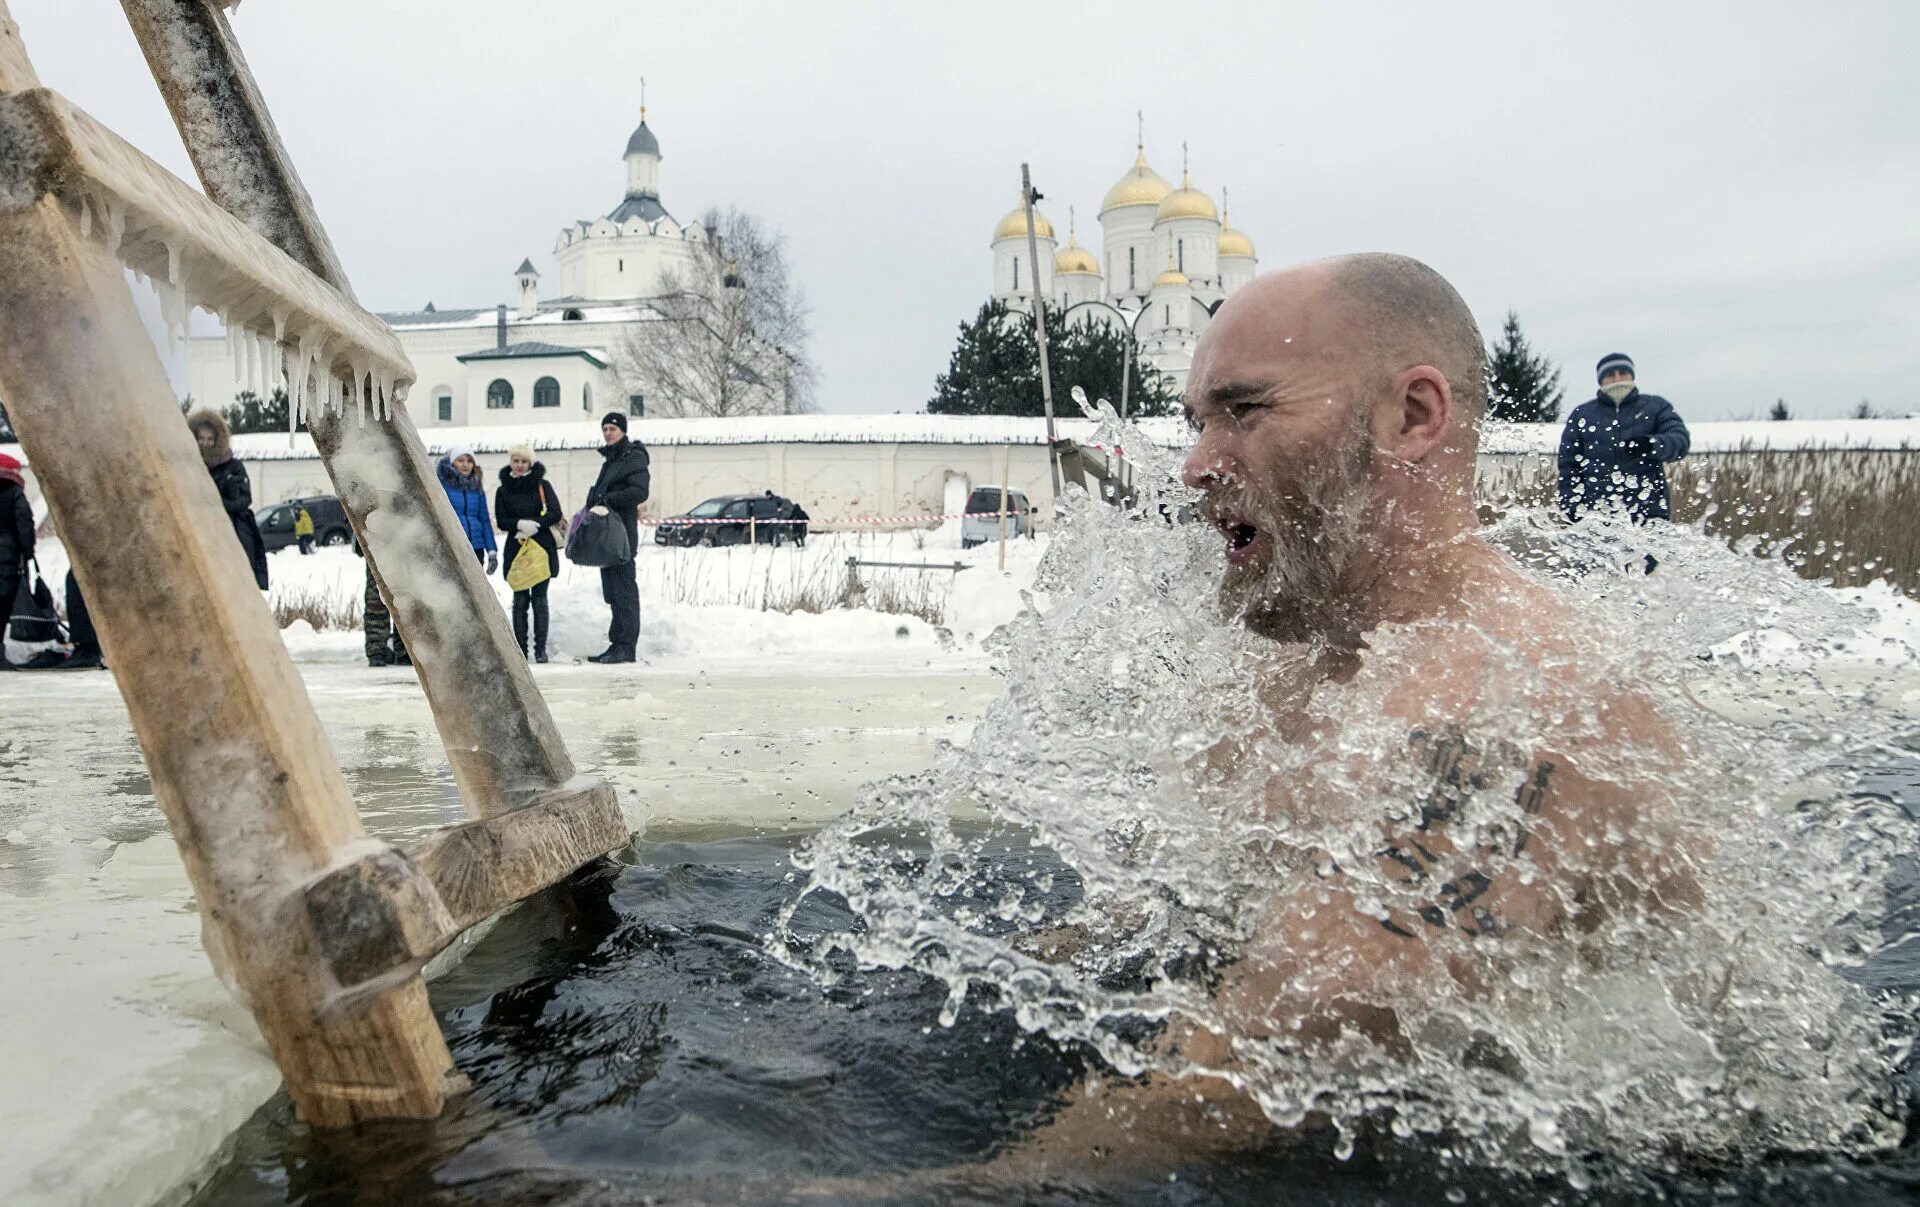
0 1 630 1127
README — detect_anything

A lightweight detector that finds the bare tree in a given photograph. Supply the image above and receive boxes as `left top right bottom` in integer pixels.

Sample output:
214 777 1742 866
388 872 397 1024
618 207 816 417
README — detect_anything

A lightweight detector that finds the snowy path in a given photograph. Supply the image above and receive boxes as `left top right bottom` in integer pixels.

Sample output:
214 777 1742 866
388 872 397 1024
0 653 1001 1207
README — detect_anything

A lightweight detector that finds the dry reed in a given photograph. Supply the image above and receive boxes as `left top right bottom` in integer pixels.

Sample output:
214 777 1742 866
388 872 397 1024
1476 444 1920 594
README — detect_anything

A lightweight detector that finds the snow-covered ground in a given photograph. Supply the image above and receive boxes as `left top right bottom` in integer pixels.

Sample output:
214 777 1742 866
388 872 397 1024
0 529 1031 1207
11 527 1046 674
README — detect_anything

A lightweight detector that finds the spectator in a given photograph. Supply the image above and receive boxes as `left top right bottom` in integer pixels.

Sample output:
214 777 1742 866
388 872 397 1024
494 444 563 663
37 571 103 670
0 452 33 670
186 409 269 589
436 446 497 573
753 490 782 545
583 412 648 664
1557 353 1690 524
789 500 809 546
294 506 315 555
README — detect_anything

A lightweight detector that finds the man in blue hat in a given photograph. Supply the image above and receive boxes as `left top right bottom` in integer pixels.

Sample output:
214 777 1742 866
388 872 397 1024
1556 353 1690 523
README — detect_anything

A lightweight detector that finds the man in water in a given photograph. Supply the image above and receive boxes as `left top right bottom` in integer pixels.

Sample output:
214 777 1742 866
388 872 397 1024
1002 254 1698 1173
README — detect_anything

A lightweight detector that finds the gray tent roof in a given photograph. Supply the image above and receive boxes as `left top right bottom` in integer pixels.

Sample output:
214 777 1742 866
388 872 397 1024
381 306 488 327
456 342 609 368
607 194 672 225
624 120 660 159
515 258 538 276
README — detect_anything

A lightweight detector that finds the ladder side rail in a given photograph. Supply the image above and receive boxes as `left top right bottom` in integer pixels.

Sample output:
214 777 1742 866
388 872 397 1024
0 31 459 1119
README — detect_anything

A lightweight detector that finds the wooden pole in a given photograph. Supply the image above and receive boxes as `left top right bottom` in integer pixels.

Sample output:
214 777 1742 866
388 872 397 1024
0 189 459 1125
1020 164 1063 506
119 0 577 817
998 444 1010 572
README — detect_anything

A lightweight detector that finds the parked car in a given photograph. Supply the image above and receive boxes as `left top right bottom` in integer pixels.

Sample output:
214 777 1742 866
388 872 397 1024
960 486 1034 548
654 492 805 547
258 495 351 553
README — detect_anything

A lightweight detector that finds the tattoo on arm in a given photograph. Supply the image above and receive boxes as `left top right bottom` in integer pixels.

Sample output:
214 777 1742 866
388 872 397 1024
1378 727 1556 940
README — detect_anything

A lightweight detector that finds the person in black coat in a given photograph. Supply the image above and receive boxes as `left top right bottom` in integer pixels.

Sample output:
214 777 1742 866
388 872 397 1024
0 452 34 670
187 408 270 589
495 445 564 662
1557 353 1691 524
583 412 649 664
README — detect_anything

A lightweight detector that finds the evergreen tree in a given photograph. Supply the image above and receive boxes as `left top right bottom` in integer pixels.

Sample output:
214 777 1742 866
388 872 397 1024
1485 310 1564 423
222 387 298 435
928 299 1178 418
1769 398 1792 421
1851 400 1881 419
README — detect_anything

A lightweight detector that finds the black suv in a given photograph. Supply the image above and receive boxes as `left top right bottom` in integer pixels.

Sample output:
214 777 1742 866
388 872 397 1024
655 493 807 547
257 495 352 553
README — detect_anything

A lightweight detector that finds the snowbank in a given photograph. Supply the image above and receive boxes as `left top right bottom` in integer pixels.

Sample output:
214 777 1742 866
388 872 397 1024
266 530 1045 669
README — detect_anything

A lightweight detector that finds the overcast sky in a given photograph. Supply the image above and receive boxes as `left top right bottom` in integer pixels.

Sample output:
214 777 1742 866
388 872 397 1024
15 0 1918 419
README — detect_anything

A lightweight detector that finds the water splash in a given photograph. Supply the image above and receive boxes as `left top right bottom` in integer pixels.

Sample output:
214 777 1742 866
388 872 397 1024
778 403 1919 1183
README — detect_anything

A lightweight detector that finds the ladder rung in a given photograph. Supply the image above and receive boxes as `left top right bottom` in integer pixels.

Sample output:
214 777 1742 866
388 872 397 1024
0 87 411 408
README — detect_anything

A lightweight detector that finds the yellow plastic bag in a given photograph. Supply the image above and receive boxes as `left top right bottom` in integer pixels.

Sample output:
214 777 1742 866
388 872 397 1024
506 539 551 592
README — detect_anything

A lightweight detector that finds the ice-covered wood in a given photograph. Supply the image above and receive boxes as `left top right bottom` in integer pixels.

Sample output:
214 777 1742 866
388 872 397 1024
0 88 410 419
0 186 460 1127
410 781 627 934
304 782 628 1006
123 0 589 820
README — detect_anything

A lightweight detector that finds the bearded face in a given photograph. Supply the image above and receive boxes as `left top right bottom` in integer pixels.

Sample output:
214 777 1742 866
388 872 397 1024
1189 399 1380 643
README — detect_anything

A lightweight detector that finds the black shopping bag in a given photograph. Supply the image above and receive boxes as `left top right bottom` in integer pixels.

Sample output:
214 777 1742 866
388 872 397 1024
9 563 64 643
564 508 633 568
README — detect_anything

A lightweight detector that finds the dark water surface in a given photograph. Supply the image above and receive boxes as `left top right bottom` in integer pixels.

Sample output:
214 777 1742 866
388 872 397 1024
194 822 1920 1207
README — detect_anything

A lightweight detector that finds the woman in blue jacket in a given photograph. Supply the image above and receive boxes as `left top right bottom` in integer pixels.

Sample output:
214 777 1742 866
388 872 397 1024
437 446 498 572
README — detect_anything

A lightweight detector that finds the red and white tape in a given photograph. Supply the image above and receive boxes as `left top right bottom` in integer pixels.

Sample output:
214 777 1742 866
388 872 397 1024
640 510 1031 528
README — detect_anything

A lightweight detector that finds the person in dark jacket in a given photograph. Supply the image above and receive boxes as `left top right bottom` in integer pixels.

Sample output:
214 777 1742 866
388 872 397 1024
357 544 408 668
0 452 34 670
1557 353 1691 523
436 446 498 573
186 409 269 589
583 412 648 663
495 445 564 662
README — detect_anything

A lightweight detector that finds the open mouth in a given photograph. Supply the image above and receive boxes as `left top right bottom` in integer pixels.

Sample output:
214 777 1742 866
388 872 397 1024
1213 515 1261 563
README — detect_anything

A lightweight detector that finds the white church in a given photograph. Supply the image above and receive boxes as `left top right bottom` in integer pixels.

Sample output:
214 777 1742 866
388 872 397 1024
186 104 786 427
989 138 1258 388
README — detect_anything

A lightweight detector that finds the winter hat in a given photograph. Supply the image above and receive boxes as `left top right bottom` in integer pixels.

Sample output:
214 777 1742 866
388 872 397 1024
447 444 474 462
0 452 22 488
1595 353 1635 383
600 411 629 434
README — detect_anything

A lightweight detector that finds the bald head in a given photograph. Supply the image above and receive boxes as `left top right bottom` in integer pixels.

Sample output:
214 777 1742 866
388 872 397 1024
1308 253 1487 428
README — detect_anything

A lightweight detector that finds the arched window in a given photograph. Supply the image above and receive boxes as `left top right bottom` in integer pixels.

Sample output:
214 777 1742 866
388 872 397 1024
582 381 593 412
533 376 560 408
435 390 453 422
1128 247 1136 290
562 308 584 321
487 379 514 409
1012 257 1019 291
1177 239 1184 272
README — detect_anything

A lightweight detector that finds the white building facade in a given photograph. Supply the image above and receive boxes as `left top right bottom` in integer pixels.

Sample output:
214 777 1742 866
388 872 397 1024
185 105 780 427
988 140 1259 389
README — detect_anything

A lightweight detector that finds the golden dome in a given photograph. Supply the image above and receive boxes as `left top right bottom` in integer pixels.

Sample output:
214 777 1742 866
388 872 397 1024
1099 147 1173 215
1054 208 1100 275
1055 243 1099 275
1217 187 1253 257
1153 266 1190 289
1155 165 1217 223
991 198 1054 244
